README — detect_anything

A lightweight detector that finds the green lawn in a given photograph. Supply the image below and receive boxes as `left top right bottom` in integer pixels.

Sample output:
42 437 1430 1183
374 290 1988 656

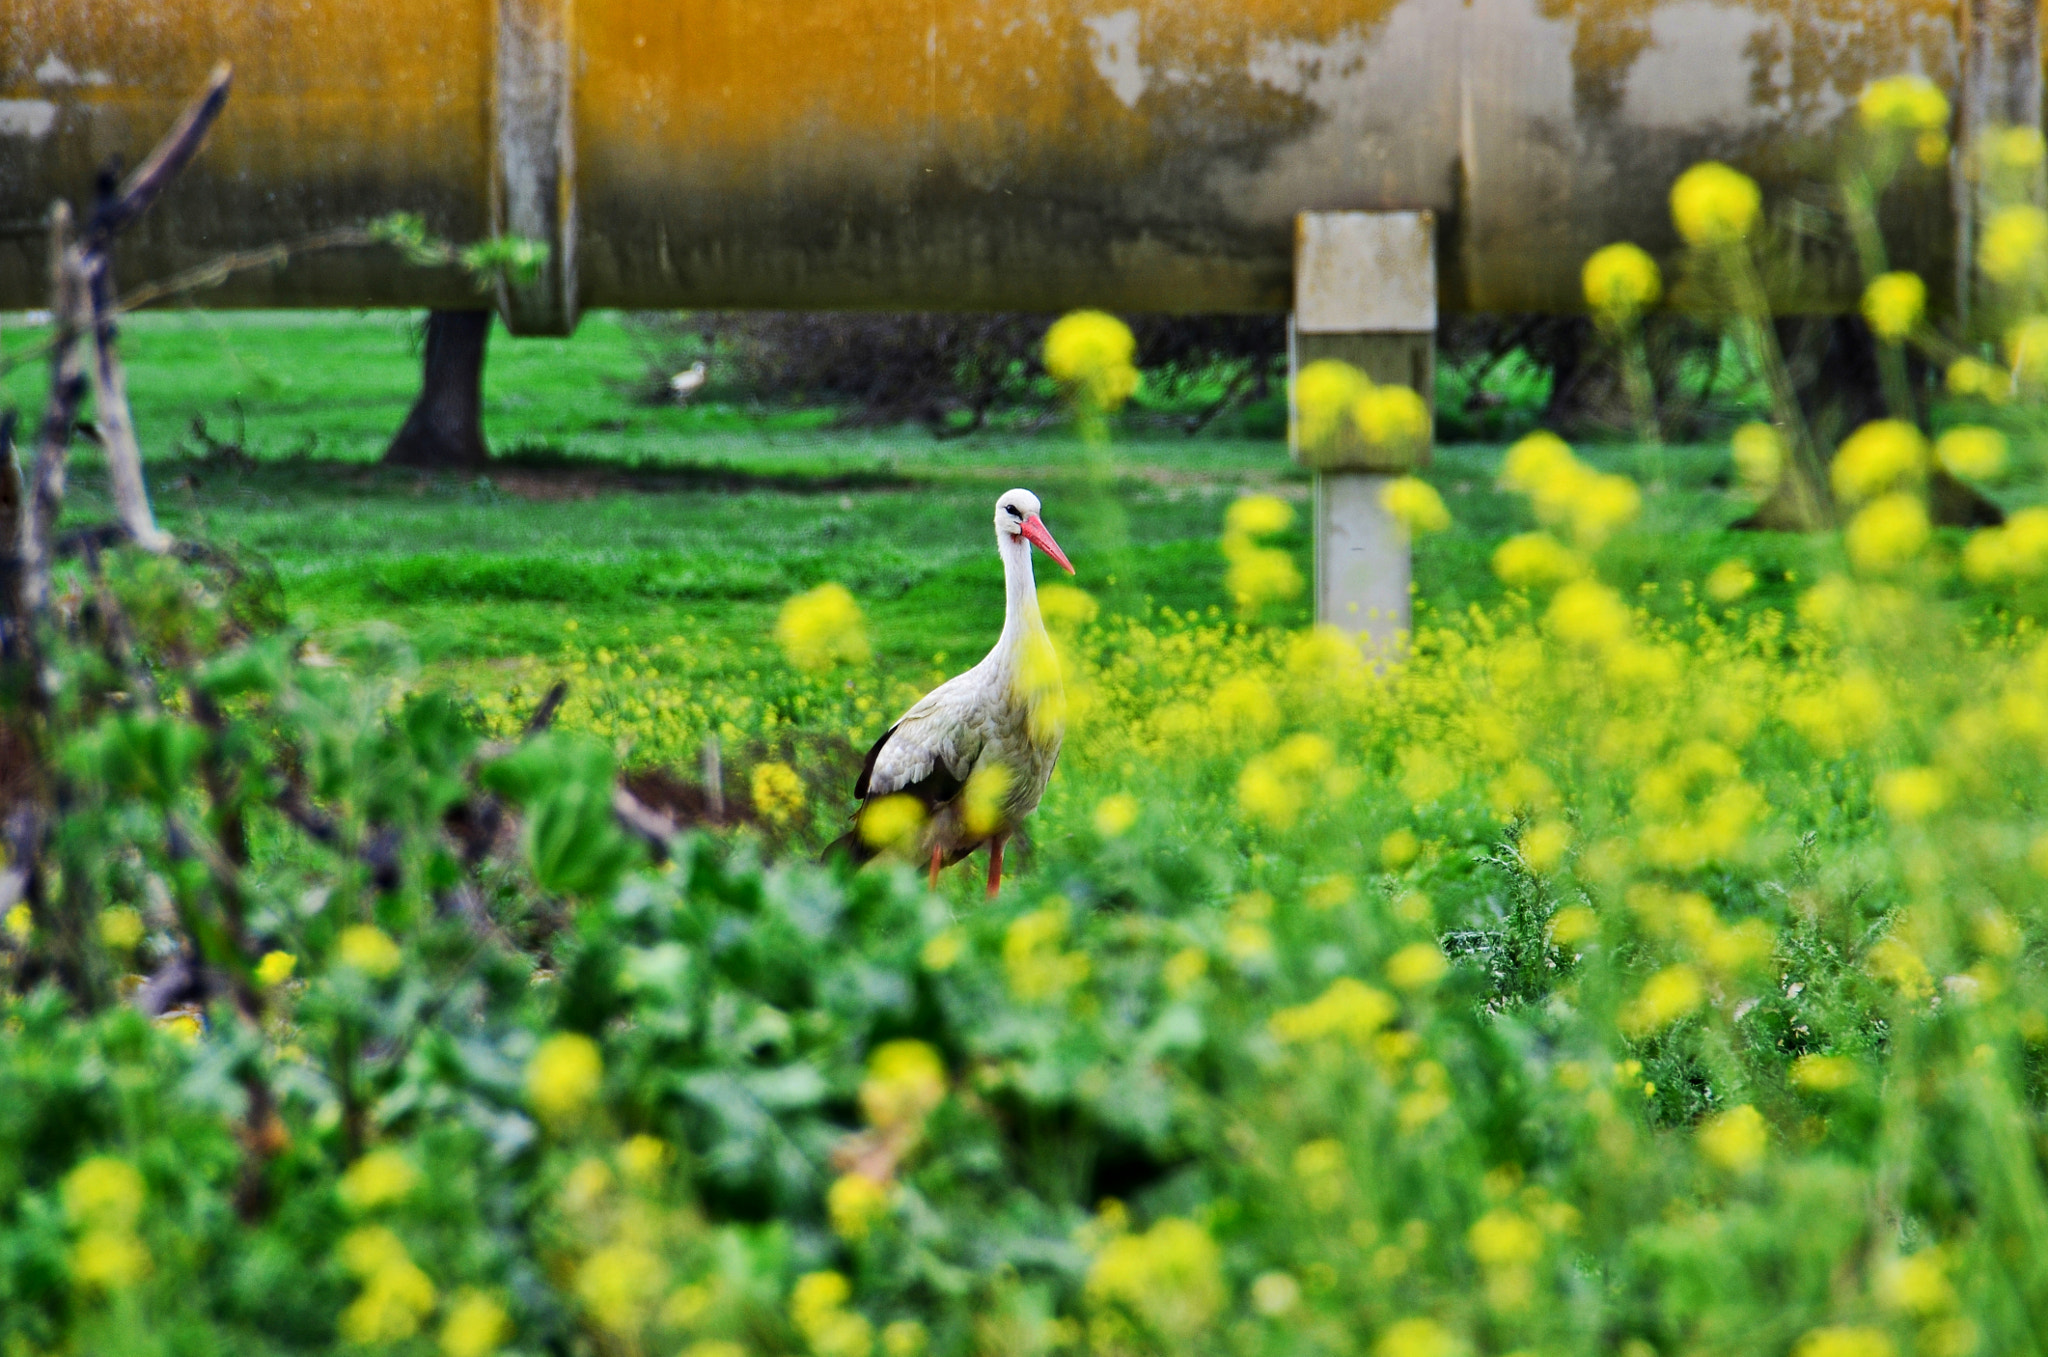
0 309 1872 684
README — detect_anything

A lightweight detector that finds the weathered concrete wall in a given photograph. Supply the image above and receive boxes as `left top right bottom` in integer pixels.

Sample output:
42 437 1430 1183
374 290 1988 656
0 0 2024 325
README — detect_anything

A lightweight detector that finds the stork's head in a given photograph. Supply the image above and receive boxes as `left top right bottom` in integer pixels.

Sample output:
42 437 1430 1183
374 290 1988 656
995 488 1074 575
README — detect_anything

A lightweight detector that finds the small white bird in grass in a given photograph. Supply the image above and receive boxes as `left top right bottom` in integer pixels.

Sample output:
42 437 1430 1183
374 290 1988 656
827 488 1075 897
670 361 708 400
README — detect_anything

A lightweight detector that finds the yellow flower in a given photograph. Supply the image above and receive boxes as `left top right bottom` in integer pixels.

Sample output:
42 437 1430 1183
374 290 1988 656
1521 820 1572 874
338 924 403 979
440 1291 512 1357
255 950 298 987
617 1134 673 1183
859 1040 946 1130
1868 936 1933 998
1986 124 2047 171
1044 310 1139 410
1697 1104 1767 1171
1251 1271 1302 1316
1038 583 1099 629
98 907 144 951
1876 766 1949 820
1731 422 1785 491
1544 580 1630 650
1377 1317 1460 1357
1935 426 2006 479
1162 947 1208 993
1380 476 1451 535
858 795 925 850
1860 272 1925 341
526 1032 603 1125
1003 902 1090 1000
828 1172 893 1241
1467 1209 1542 1267
776 584 870 672
341 1240 437 1344
1085 1217 1224 1338
1386 943 1450 991
1620 965 1704 1036
3 902 30 942
1946 356 2009 401
1354 384 1432 449
792 1270 852 1333
1671 161 1762 245
1499 431 1577 496
577 1243 667 1335
1269 977 1397 1044
1858 74 1949 131
1705 559 1755 603
1380 827 1421 870
1846 493 1930 574
961 761 1013 838
1548 906 1599 948
1492 533 1585 589
1294 360 1372 451
339 1149 420 1212
1793 1326 1897 1357
63 1157 145 1230
339 1224 410 1277
751 762 806 824
71 1229 151 1290
882 1320 929 1357
1879 1251 1956 1316
1980 205 2048 285
1789 1054 1859 1092
1582 242 1662 323
919 928 965 971
1092 792 1139 838
1832 420 1927 503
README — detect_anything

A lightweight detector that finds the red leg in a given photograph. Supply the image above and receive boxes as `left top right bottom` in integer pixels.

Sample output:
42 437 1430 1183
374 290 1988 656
929 846 942 890
985 835 1007 900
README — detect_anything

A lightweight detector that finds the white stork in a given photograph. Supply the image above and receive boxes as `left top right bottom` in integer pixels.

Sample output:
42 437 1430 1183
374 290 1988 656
827 488 1074 897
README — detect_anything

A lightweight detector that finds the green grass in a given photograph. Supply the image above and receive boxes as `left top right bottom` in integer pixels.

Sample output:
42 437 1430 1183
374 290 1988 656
0 308 1925 685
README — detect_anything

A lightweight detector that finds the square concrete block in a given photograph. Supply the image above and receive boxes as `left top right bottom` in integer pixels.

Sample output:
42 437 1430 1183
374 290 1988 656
1294 211 1436 335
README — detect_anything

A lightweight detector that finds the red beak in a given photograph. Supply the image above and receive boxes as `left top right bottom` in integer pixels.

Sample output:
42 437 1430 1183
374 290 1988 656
1020 514 1075 575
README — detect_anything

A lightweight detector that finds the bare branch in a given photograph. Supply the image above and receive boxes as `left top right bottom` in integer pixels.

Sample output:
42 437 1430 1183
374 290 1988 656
87 63 233 247
524 679 569 734
614 786 679 857
82 254 172 552
20 206 89 618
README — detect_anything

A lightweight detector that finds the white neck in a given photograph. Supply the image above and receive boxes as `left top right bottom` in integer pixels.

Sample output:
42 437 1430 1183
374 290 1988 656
993 526 1043 657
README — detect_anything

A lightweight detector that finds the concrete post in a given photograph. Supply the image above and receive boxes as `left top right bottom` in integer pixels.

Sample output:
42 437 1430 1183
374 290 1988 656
1289 211 1436 660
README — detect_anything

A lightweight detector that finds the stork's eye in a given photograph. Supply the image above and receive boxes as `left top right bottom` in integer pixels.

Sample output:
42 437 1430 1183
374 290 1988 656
1005 504 1025 519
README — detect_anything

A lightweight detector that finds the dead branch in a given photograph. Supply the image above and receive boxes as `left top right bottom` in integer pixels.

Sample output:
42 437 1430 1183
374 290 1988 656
83 253 172 552
19 205 89 619
85 63 233 248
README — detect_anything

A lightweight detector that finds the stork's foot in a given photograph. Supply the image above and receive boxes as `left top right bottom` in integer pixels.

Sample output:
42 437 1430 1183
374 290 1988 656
929 847 942 890
986 835 1007 900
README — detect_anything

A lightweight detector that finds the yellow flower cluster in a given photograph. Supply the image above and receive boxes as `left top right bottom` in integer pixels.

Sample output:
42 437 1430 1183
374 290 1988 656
1084 1216 1224 1339
1979 205 2047 286
1221 494 1304 615
1857 74 1949 132
858 1039 947 1132
338 924 403 978
527 1032 603 1126
340 1148 420 1212
791 1270 875 1357
339 1225 438 1344
776 584 870 673
1269 977 1396 1045
1670 162 1762 246
1003 901 1091 1000
1581 242 1661 325
751 760 805 824
1830 420 1927 503
1043 310 1140 411
1236 732 1348 829
1498 432 1640 549
64 1157 150 1292
1381 475 1452 535
1860 272 1924 342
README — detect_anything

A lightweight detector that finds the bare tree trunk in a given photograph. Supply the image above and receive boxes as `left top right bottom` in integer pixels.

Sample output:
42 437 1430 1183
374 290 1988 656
383 310 491 469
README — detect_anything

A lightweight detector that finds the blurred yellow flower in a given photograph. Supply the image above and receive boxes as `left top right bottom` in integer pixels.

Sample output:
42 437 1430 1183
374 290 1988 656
1004 901 1090 1000
1044 310 1139 410
751 761 805 825
1380 827 1421 870
618 1134 672 1183
339 1149 419 1212
255 950 297 987
1225 545 1304 614
961 761 1012 837
1582 242 1661 323
776 584 870 672
1946 356 2009 401
64 1157 145 1230
1789 1054 1859 1092
828 1172 893 1241
1985 124 2047 170
1876 766 1949 820
1867 937 1933 998
1386 943 1449 991
1544 580 1630 650
1251 1270 1302 1316
1499 431 1577 496
1355 384 1432 449
440 1291 511 1357
1846 494 1930 574
1730 422 1785 492
1697 1104 1767 1171
1879 1251 1956 1316
1162 946 1208 993
1980 205 2048 285
1521 820 1573 874
577 1243 667 1335
338 924 403 979
1620 965 1704 1036
526 1032 603 1125
3 903 29 942
1492 533 1586 589
1294 360 1371 451
860 1040 946 1130
72 1228 151 1290
1860 272 1924 341
341 1242 437 1344
1705 559 1755 603
1548 905 1599 948
1085 1217 1224 1339
1092 792 1139 838
1467 1209 1542 1266
98 906 143 951
858 794 925 850
920 928 965 971
1935 426 2006 479
881 1321 928 1357
1381 476 1451 534
1377 1317 1460 1357
1671 162 1762 245
1270 978 1397 1044
1793 1327 1896 1357
1858 73 1949 131
1831 420 1927 503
